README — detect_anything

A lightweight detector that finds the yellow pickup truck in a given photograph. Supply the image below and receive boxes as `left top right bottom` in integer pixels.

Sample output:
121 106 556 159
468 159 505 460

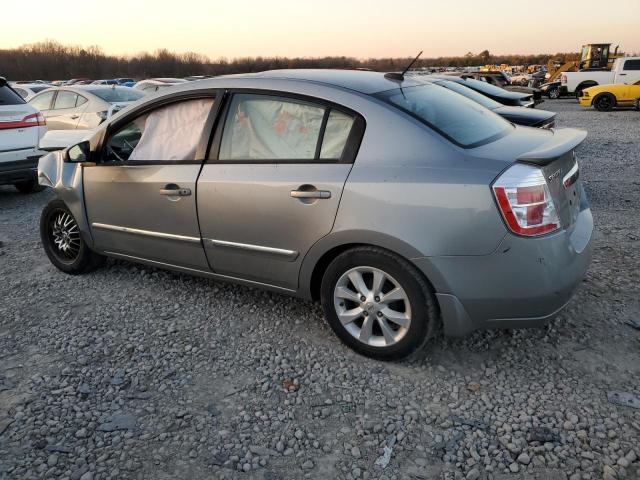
579 80 640 111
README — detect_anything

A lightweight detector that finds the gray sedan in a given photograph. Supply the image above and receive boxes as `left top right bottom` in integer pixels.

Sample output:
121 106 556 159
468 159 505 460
37 70 593 359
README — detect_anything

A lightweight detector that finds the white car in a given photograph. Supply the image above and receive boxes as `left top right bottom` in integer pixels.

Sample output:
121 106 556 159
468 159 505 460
0 78 47 193
133 78 187 93
10 83 53 100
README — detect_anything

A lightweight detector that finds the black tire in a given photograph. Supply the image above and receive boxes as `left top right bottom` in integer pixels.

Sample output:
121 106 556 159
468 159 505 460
320 246 437 360
548 88 560 100
14 177 45 194
594 93 616 112
40 199 105 274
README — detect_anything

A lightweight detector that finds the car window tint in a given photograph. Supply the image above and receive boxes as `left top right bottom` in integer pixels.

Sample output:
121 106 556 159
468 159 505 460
54 91 78 109
623 59 640 70
219 94 325 161
435 80 502 110
320 110 355 159
104 98 214 162
28 90 55 110
0 85 27 105
377 83 511 148
88 88 145 103
14 88 28 99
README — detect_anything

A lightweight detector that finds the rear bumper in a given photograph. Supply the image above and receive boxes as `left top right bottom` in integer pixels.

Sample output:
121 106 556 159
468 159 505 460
414 207 593 336
0 153 42 185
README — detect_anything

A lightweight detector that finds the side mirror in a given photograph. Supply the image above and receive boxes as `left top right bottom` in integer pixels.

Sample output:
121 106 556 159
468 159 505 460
65 141 91 163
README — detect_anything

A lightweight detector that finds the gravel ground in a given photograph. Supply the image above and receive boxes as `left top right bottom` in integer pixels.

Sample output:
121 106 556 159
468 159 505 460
1 100 639 480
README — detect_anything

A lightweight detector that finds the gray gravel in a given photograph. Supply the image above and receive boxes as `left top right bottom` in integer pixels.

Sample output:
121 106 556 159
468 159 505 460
1 100 639 480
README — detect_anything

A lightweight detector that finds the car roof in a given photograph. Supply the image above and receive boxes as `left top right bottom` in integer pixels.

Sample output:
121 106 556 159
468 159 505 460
222 69 427 94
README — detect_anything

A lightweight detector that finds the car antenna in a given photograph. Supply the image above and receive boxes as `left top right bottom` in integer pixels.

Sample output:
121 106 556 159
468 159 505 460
384 51 423 82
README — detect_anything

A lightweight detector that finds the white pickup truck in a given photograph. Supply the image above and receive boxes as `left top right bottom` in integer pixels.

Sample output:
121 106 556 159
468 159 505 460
561 57 640 96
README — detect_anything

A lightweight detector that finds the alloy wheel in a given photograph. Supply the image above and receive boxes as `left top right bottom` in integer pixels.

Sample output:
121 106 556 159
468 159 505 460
49 210 81 262
333 266 411 347
549 89 560 99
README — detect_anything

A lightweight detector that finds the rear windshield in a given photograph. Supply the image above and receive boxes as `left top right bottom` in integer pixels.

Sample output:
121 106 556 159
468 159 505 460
434 80 502 110
0 85 26 105
30 85 51 93
87 88 145 103
376 84 511 148
457 77 513 97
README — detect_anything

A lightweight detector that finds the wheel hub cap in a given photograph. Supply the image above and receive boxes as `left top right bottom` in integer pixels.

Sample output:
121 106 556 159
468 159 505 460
333 266 411 348
51 211 80 260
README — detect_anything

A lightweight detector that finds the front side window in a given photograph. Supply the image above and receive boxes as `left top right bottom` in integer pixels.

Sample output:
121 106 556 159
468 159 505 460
29 90 55 110
54 91 79 109
103 98 214 162
376 83 511 148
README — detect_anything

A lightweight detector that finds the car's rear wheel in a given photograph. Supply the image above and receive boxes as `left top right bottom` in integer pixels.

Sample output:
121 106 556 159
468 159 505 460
40 199 105 274
14 177 45 194
320 247 437 360
548 88 560 99
594 93 616 112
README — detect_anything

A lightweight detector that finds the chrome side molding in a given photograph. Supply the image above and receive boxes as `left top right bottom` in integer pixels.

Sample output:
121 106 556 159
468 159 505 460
205 238 299 261
92 223 201 243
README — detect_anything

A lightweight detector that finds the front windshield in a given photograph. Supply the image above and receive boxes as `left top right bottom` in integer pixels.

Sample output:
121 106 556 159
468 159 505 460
376 84 511 148
88 88 145 103
435 80 502 110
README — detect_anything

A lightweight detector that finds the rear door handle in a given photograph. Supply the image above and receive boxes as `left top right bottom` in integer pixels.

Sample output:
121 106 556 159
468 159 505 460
70 114 80 119
160 185 191 196
290 189 331 199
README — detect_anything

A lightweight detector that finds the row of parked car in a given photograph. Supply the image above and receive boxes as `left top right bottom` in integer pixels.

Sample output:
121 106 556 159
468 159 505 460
9 77 191 101
0 72 558 194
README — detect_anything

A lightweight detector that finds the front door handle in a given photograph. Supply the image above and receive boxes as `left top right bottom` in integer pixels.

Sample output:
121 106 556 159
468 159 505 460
160 184 191 196
290 189 331 199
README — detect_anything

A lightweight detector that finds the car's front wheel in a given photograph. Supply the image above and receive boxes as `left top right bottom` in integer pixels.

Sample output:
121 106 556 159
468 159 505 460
320 247 437 360
594 93 616 112
40 199 105 274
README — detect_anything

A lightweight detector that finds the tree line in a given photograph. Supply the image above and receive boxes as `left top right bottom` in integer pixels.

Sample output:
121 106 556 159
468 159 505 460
0 40 581 81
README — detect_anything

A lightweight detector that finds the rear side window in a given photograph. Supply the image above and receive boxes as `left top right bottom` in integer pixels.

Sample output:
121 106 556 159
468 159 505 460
376 83 511 148
54 91 79 109
320 110 355 159
623 59 640 70
218 94 356 162
219 94 324 161
29 91 55 110
0 85 26 105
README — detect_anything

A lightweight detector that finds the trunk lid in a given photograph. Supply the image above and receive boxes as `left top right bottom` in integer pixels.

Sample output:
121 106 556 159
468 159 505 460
0 107 40 152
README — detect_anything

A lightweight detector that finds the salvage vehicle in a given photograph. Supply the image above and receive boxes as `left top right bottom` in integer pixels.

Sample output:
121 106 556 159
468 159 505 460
28 86 145 131
11 83 53 100
453 72 543 103
38 69 593 359
539 81 569 99
429 75 536 107
578 80 640 111
428 78 555 128
561 57 640 97
0 77 47 193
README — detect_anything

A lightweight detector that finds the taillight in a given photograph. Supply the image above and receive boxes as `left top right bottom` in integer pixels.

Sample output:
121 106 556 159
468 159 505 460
97 111 108 122
0 112 46 130
492 163 560 237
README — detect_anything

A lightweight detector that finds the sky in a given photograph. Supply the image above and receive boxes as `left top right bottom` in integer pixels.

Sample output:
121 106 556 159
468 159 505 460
2 0 639 59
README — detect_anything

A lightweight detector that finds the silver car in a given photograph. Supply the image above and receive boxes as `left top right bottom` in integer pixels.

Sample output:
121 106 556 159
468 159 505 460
37 70 593 359
28 86 145 131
